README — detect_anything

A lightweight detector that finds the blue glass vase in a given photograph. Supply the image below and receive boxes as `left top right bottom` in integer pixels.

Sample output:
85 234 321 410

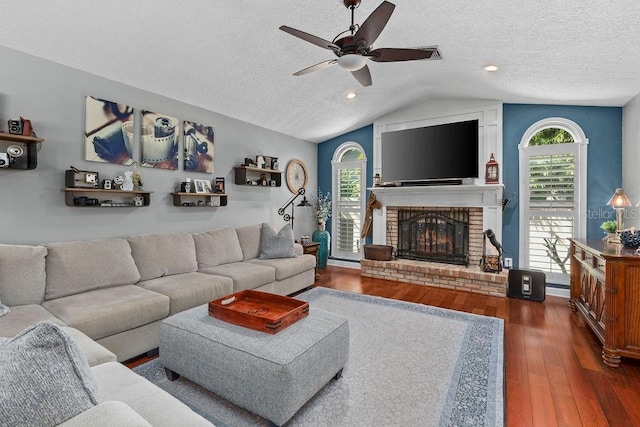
312 221 330 268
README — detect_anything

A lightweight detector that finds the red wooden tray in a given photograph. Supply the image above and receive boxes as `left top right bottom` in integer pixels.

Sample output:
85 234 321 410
208 290 309 334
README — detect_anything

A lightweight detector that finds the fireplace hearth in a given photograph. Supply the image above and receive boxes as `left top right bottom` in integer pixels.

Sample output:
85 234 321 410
397 207 469 266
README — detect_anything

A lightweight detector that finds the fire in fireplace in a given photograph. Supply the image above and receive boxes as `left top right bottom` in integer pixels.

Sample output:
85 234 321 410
397 207 469 266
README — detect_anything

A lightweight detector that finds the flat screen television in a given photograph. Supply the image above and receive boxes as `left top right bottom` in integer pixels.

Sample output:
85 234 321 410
380 119 479 184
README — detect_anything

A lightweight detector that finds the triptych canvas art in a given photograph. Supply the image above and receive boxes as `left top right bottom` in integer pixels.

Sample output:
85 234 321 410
84 96 214 173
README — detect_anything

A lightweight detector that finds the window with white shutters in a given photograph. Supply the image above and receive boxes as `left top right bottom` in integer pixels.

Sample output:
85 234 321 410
332 143 367 261
519 119 587 286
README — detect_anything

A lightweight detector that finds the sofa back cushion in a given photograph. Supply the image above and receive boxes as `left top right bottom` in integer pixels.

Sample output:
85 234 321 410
235 223 263 261
45 239 141 301
0 244 47 306
192 227 243 269
128 232 198 281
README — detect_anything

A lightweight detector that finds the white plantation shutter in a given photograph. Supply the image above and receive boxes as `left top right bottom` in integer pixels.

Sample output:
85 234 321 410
519 121 587 286
528 153 575 210
336 167 362 254
527 152 575 275
332 143 366 261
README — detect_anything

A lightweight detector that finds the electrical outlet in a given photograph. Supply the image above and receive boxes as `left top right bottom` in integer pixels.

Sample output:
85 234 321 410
504 257 513 269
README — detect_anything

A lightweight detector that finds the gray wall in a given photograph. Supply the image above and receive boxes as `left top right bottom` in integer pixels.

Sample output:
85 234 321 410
0 46 318 245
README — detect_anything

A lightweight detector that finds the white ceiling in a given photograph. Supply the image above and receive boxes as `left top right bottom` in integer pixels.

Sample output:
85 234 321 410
2 1 640 143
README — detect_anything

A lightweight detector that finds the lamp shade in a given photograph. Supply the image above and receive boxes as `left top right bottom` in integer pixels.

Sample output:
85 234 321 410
607 188 631 208
297 196 312 207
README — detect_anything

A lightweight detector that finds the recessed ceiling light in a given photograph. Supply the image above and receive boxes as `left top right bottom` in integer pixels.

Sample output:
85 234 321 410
482 64 498 72
346 92 357 99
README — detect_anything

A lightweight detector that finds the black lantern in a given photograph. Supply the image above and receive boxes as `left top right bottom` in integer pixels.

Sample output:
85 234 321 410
485 153 499 184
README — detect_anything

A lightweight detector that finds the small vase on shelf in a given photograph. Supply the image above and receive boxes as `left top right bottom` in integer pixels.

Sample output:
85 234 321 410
312 220 330 268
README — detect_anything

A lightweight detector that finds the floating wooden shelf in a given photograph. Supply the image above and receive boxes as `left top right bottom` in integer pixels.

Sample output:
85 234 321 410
234 165 281 187
62 188 152 207
0 132 44 143
0 133 44 170
171 192 228 207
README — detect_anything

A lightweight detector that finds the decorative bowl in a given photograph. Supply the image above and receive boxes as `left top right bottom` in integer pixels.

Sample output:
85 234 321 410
619 229 640 247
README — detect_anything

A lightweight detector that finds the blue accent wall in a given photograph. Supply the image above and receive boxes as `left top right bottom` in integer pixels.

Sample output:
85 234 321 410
317 125 374 243
502 104 622 268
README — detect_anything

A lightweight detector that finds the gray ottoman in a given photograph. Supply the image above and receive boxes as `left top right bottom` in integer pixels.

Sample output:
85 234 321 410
159 304 349 426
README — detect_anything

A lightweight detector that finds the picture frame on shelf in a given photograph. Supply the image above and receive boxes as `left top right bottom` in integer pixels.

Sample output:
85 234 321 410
214 177 225 193
194 179 212 194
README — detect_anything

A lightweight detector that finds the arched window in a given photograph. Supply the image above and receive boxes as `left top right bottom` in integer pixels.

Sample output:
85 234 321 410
332 142 367 261
518 118 588 286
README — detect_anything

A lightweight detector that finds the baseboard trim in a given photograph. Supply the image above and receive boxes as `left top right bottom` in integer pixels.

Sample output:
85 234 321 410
546 287 569 298
327 259 361 269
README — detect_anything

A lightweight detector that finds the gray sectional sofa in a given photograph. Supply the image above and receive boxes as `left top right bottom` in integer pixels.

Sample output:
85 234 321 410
0 222 316 426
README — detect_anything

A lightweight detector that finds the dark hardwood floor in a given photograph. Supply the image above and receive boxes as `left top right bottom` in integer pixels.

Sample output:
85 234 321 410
316 266 640 427
126 265 640 426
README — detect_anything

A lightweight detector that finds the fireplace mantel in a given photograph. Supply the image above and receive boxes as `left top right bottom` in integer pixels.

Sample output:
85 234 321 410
368 184 503 208
369 184 504 246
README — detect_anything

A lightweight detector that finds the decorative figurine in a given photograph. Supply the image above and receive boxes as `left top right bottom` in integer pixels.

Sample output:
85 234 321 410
121 171 134 191
131 161 143 190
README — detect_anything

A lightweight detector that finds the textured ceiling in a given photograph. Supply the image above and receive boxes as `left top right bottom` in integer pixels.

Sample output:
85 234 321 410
1 1 640 143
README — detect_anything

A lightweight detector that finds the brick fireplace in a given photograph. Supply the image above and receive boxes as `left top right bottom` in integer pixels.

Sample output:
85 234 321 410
361 184 508 297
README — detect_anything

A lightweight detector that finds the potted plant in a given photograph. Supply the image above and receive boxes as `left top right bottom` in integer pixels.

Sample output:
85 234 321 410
600 220 619 242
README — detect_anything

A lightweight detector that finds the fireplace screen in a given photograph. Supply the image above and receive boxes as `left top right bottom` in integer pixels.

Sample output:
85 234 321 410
397 208 469 265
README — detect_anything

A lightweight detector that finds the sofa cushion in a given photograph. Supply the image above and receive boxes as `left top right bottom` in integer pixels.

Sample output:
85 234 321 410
0 322 99 427
42 285 170 340
249 254 317 281
45 239 141 300
0 243 47 305
92 362 214 426
200 262 276 292
235 223 263 260
192 227 243 268
259 223 296 259
59 401 153 427
129 232 198 281
0 304 66 337
138 272 233 315
61 327 117 367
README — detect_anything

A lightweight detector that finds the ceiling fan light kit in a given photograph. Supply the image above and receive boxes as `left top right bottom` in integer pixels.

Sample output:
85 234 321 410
280 0 442 87
337 54 367 71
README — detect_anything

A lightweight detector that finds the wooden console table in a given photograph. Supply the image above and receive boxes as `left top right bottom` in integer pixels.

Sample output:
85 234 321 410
569 238 640 367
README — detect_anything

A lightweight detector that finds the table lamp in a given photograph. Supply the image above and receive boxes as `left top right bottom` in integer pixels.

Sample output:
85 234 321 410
607 188 631 241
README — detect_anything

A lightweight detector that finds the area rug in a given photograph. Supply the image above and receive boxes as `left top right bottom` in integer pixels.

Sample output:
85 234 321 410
134 287 504 426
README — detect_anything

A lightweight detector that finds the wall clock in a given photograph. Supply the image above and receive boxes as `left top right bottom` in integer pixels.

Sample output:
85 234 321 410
286 159 308 193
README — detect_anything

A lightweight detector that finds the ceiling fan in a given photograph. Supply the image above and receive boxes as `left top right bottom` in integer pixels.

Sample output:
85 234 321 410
279 0 441 87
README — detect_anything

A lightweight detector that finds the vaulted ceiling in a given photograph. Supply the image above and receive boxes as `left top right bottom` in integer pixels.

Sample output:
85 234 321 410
2 1 639 142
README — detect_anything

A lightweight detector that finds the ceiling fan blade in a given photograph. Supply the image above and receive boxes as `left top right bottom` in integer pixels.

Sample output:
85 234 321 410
351 64 372 87
368 47 441 62
353 1 395 49
279 26 340 52
293 59 337 76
